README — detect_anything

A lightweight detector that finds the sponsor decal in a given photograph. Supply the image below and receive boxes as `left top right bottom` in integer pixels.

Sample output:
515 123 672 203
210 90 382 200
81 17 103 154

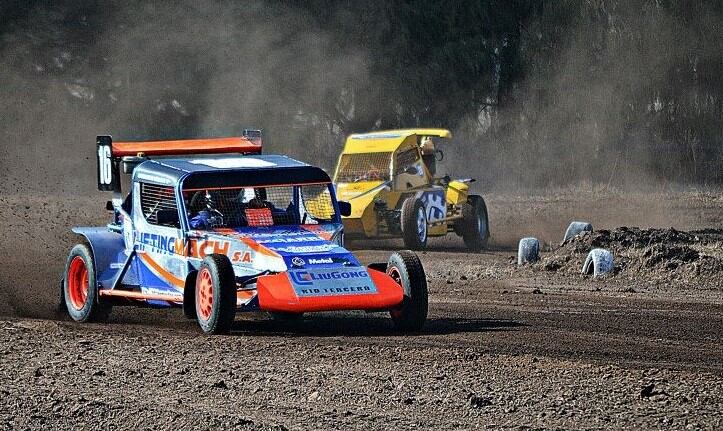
138 233 184 254
291 257 306 267
297 285 373 296
231 250 254 263
289 271 314 286
242 230 321 238
288 268 376 297
137 232 240 260
255 235 326 244
187 239 230 258
308 257 333 265
421 190 446 222
273 245 338 253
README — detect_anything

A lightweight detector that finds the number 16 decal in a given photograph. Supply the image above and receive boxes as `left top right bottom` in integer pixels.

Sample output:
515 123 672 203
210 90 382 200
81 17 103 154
97 135 117 191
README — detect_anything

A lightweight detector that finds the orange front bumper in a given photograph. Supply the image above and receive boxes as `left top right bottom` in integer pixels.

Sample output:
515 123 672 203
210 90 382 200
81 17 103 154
256 269 403 313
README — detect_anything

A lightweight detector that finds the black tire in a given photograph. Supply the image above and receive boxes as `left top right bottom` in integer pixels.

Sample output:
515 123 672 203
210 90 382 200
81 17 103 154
387 250 428 332
401 198 428 250
195 254 237 334
58 278 67 313
182 271 198 320
459 195 489 251
63 244 111 323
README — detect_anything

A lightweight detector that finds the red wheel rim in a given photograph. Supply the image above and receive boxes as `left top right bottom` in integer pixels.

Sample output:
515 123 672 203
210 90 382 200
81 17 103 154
387 267 402 286
196 268 213 321
387 266 404 318
67 256 89 311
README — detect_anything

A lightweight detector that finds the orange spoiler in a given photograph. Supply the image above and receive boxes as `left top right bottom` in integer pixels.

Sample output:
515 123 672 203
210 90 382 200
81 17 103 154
111 136 262 157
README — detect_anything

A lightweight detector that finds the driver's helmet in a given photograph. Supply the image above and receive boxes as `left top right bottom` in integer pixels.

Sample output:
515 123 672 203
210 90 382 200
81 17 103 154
420 136 435 155
254 187 267 200
247 187 270 209
202 190 217 211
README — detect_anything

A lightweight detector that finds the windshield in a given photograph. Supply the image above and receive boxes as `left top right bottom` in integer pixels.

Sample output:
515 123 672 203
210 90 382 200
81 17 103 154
335 152 392 183
182 183 338 230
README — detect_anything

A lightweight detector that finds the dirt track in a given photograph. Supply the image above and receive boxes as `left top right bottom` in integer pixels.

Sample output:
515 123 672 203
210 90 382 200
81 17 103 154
1 192 722 429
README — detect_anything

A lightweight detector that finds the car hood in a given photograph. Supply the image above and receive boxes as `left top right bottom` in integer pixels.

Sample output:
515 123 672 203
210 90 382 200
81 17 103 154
208 224 360 271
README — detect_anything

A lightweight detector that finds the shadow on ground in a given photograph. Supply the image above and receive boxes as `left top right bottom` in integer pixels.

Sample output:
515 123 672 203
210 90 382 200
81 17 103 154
229 314 525 337
50 307 525 338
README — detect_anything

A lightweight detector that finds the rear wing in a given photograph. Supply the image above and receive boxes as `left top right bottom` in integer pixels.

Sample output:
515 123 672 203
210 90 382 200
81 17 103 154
96 130 262 192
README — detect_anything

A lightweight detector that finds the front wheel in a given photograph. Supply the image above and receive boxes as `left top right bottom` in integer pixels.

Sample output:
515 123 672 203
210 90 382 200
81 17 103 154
387 251 428 332
401 198 428 250
195 254 237 334
63 244 111 322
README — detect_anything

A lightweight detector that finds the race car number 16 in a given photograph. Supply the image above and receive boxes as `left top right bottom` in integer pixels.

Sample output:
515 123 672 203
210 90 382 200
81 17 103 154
98 145 112 186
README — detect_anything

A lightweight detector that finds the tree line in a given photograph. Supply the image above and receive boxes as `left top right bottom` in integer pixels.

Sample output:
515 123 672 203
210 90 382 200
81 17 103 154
1 0 721 190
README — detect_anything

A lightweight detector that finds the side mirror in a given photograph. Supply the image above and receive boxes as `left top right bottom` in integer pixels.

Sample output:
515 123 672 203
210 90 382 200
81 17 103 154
337 201 352 217
156 209 180 226
404 166 418 175
435 149 444 161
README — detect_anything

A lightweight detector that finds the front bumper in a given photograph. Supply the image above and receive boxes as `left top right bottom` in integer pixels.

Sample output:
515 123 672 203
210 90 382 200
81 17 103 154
256 268 403 313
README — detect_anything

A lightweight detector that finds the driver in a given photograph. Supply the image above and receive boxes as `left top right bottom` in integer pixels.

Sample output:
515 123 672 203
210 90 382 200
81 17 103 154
246 187 274 209
362 162 382 182
419 136 436 176
244 187 281 226
189 191 224 229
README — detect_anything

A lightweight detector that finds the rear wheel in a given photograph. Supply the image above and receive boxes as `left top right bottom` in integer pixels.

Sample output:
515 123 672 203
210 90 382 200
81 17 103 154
63 244 111 322
459 195 489 251
195 254 236 334
401 198 428 250
388 251 428 332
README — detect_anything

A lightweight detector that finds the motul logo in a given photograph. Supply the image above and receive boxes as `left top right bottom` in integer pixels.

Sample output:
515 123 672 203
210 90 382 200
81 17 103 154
308 257 333 264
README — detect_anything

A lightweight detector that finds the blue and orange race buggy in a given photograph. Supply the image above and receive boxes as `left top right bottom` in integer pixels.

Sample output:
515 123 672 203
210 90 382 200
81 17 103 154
61 133 428 334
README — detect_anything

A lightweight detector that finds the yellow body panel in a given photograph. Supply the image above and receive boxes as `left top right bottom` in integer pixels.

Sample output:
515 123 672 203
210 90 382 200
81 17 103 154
337 181 403 237
340 129 452 154
335 181 385 219
428 223 447 236
446 181 469 206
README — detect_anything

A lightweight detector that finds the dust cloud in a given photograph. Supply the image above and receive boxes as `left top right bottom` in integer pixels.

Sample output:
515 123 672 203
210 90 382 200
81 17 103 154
0 1 369 195
447 1 723 192
0 1 369 317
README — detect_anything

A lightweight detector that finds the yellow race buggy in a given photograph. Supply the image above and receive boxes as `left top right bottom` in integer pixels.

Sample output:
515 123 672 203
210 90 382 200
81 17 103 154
333 129 489 251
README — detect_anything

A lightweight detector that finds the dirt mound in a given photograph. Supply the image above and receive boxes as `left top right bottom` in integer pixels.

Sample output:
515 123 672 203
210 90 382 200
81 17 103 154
541 227 723 288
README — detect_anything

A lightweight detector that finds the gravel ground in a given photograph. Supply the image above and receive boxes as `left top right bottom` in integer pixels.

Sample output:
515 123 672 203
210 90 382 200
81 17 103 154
1 192 722 429
1 311 722 431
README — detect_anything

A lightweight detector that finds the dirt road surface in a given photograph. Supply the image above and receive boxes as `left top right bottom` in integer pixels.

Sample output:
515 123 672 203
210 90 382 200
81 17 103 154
1 192 722 429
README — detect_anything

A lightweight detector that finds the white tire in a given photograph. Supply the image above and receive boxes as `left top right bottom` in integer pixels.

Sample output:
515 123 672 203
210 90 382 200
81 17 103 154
563 221 593 244
517 237 540 265
582 248 614 277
